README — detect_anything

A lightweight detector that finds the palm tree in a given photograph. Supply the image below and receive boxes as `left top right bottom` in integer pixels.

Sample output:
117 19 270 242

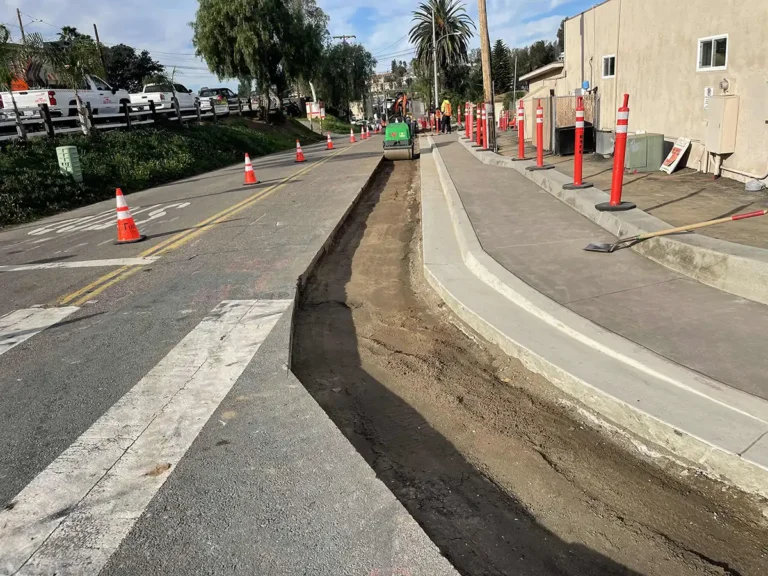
409 0 475 71
0 25 48 138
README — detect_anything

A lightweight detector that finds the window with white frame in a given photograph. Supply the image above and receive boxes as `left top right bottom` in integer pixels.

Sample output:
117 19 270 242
602 55 616 79
698 35 728 70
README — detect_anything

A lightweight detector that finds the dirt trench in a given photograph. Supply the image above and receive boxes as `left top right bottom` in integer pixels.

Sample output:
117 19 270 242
291 159 768 576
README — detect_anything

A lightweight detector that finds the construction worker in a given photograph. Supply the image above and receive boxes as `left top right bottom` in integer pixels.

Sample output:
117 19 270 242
441 98 452 134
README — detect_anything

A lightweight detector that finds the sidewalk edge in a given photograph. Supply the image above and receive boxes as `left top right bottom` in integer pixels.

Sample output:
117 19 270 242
457 135 768 306
424 136 768 498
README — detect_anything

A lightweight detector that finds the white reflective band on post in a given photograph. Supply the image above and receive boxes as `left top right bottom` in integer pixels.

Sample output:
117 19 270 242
616 125 628 134
536 118 543 124
576 111 584 119
617 111 629 120
576 121 585 128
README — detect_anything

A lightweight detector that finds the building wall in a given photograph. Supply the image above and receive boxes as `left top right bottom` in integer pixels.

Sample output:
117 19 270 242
564 0 768 180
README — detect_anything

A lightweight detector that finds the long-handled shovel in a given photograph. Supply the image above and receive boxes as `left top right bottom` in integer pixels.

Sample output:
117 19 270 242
584 208 768 253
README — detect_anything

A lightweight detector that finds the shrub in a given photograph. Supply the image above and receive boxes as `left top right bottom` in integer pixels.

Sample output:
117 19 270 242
0 119 313 226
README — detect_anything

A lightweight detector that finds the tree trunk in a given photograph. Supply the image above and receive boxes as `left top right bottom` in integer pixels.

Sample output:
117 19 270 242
477 0 493 102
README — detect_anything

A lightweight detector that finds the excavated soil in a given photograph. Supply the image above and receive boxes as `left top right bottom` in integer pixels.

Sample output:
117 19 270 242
292 159 768 576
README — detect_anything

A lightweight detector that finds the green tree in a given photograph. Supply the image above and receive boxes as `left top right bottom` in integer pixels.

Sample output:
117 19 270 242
103 44 164 92
237 78 253 98
191 0 327 111
491 39 511 93
0 24 32 137
317 43 375 118
410 0 474 69
44 31 105 133
557 18 566 53
528 40 558 71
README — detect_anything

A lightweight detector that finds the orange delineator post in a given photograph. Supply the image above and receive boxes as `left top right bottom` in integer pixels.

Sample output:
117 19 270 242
482 103 489 150
596 94 635 211
475 103 482 146
466 103 472 140
526 99 554 172
563 96 593 190
512 102 526 160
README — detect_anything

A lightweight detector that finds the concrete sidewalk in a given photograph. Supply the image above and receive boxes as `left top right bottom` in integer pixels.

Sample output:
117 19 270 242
437 137 768 401
465 133 768 307
421 136 768 498
496 130 768 250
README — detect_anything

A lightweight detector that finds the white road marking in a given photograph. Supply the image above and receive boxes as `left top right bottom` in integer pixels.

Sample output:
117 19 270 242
26 203 192 237
0 299 291 575
0 307 79 357
0 257 159 272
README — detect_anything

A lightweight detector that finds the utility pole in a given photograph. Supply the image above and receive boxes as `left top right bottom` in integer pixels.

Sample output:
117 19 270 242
477 0 494 148
512 53 518 99
93 23 107 74
16 8 26 42
477 0 492 102
432 7 438 112
332 35 357 44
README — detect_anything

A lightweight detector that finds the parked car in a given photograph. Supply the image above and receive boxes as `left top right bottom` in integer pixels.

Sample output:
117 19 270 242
198 87 238 115
130 83 198 112
0 74 130 117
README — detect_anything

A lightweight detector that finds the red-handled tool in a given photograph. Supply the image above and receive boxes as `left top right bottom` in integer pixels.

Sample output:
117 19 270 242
584 209 768 253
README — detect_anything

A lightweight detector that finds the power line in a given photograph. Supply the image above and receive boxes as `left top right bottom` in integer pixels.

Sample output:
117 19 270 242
374 47 417 60
373 33 409 56
19 11 59 30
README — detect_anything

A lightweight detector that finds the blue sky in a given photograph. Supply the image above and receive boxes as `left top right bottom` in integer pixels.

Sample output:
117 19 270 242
1 0 595 92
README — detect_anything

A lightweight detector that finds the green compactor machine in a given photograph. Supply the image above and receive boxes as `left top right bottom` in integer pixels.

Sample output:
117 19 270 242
382 93 419 161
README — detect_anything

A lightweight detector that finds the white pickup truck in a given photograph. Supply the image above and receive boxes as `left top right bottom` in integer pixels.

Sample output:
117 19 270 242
129 83 198 112
0 74 130 118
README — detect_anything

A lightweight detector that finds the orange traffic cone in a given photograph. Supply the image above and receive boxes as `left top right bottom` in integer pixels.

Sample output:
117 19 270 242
360 127 366 141
326 132 334 150
115 189 146 244
244 153 258 185
350 128 356 143
295 140 306 163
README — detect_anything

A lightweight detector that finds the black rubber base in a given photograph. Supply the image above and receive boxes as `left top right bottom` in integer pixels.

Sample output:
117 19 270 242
563 182 594 190
510 157 529 162
295 159 306 163
595 201 636 212
526 165 555 171
116 234 147 245
244 181 259 186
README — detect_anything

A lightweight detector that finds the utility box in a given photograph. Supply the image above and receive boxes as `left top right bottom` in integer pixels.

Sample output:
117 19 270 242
56 146 83 183
624 133 665 172
706 95 739 154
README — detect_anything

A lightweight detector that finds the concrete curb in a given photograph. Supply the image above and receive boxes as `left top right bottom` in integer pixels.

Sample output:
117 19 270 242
456 135 768 306
422 136 768 498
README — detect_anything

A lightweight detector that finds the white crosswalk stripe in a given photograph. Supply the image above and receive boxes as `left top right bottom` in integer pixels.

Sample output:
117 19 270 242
0 299 291 576
0 308 79 357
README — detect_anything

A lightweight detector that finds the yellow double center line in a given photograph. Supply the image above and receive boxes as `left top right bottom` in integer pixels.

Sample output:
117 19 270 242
57 144 352 307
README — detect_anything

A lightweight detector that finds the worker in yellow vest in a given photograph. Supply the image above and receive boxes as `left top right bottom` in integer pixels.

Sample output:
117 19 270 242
440 98 452 134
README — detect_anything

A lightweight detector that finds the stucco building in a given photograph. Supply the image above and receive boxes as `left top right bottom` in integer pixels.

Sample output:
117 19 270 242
555 0 767 181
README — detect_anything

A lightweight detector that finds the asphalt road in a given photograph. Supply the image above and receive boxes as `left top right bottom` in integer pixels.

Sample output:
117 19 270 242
0 136 456 575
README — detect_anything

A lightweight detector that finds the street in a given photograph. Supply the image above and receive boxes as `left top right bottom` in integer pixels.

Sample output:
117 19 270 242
0 136 456 575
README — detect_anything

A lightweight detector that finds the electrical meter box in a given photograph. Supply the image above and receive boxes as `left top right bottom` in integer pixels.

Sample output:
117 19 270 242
56 146 83 183
624 133 665 172
706 95 739 154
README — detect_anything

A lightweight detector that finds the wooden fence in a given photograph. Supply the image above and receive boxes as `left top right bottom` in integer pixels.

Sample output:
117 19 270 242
0 98 258 143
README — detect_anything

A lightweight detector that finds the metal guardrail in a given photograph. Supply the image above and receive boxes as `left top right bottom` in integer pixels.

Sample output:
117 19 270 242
0 97 260 142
